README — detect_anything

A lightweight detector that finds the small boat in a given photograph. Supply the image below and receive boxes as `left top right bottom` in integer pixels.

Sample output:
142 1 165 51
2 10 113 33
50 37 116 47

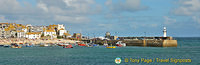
25 43 33 47
78 42 86 46
63 45 73 48
0 45 4 47
11 46 22 48
78 44 86 46
58 43 69 46
116 41 126 47
40 43 49 47
106 44 116 48
106 46 116 48
10 43 22 48
4 45 10 48
87 43 99 47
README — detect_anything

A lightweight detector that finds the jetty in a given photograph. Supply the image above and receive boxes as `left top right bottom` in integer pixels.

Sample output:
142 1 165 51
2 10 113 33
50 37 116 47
83 27 178 47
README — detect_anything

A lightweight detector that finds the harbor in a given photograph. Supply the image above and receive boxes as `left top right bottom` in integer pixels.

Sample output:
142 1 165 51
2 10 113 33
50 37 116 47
1 0 200 65
0 37 198 65
0 23 177 48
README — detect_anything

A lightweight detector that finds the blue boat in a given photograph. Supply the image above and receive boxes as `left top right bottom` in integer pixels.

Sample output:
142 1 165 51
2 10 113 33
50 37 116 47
0 45 4 47
4 45 10 48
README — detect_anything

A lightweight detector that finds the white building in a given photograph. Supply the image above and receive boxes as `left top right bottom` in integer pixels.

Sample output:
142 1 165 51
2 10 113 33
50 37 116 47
58 28 66 36
57 24 65 30
43 30 57 39
17 30 25 38
25 32 41 39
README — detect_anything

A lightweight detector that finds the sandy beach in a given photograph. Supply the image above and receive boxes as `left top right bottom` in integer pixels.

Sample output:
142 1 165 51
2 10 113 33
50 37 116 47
0 38 77 45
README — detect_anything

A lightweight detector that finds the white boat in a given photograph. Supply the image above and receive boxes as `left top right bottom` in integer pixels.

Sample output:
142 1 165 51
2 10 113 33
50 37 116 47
40 43 49 47
116 41 126 47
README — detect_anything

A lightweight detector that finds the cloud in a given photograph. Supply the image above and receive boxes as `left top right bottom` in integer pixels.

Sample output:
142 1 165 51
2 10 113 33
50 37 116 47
105 0 148 13
173 0 200 16
192 16 200 24
0 0 101 24
163 16 176 25
98 23 113 30
173 0 200 24
37 1 48 12
54 15 90 23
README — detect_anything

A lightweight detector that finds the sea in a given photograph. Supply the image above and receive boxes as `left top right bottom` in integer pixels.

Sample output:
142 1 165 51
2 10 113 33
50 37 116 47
0 37 199 65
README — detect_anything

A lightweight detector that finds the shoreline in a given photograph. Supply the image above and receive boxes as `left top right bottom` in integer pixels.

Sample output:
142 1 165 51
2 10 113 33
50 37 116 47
0 38 77 45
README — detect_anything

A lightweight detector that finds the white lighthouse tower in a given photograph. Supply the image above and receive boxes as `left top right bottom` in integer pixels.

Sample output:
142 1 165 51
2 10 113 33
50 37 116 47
163 27 167 37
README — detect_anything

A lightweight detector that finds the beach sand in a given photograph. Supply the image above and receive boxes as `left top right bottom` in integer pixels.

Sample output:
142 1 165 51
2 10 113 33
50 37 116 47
0 38 77 45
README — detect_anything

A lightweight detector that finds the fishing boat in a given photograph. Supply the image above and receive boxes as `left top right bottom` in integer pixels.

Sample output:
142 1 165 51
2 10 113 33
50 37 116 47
11 43 22 48
103 40 109 47
106 44 116 48
78 42 86 46
116 41 126 47
78 44 86 46
0 45 4 47
4 45 10 48
63 45 73 48
25 43 33 47
40 43 49 47
58 43 69 46
103 43 108 47
11 46 22 48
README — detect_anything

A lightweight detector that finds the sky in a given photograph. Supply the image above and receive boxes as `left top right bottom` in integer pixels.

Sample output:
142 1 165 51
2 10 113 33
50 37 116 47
0 0 200 37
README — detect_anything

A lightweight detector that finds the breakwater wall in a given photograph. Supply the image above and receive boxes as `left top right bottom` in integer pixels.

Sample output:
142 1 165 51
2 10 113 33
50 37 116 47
123 40 177 47
87 39 177 47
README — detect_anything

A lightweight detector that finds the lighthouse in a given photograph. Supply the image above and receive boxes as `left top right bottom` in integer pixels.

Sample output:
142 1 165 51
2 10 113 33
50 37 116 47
163 27 167 37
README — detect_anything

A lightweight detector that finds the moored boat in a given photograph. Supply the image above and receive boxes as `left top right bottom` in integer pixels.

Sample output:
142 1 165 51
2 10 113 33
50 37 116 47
4 45 10 48
40 43 49 47
11 46 22 48
0 45 4 47
106 46 116 48
63 45 73 48
10 43 22 48
106 44 116 48
116 41 126 47
77 42 86 46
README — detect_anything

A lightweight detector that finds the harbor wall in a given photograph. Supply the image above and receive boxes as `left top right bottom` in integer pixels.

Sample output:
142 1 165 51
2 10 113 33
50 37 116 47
93 39 178 47
163 40 178 47
123 40 177 47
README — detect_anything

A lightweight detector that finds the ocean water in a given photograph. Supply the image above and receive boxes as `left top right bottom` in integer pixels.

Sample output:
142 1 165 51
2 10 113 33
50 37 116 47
0 37 199 65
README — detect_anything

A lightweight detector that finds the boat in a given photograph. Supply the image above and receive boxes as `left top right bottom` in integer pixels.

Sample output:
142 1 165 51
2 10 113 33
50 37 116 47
106 44 116 48
40 43 49 47
25 43 33 47
103 40 109 47
10 43 22 48
116 41 126 47
0 45 4 47
78 44 86 46
63 45 73 48
103 43 108 47
58 43 69 46
106 46 116 48
86 43 99 47
11 46 22 48
4 45 10 48
78 42 86 46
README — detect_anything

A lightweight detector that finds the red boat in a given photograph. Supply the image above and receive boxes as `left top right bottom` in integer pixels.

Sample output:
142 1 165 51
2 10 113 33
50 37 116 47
78 44 86 46
63 45 73 48
116 44 122 47
58 43 69 46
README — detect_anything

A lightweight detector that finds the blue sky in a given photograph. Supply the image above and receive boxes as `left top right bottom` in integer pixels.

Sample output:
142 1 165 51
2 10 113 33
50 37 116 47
0 0 200 37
